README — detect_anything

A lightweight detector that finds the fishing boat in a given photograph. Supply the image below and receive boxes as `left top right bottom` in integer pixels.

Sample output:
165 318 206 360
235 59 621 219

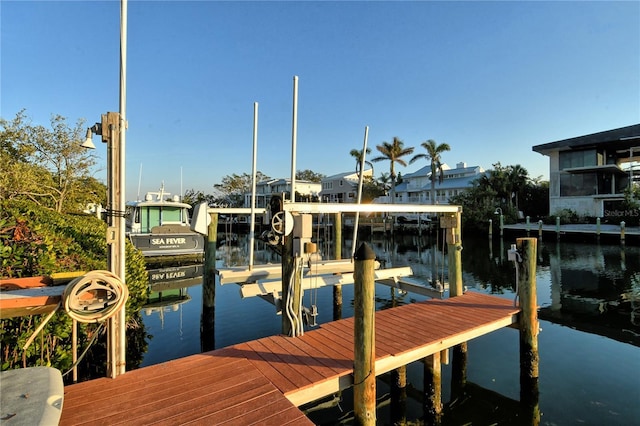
125 184 205 259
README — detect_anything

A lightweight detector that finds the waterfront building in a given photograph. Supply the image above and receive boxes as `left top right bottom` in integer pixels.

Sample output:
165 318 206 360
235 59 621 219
532 124 640 217
243 178 321 208
319 169 373 203
391 162 485 204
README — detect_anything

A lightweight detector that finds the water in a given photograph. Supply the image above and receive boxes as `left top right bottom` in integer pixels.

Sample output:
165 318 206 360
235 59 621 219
138 234 640 425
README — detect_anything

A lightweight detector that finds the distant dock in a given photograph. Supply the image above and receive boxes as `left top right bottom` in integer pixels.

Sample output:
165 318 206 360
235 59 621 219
501 222 639 242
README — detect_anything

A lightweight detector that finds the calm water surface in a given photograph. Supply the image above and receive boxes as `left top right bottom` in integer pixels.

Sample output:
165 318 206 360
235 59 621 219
138 233 640 425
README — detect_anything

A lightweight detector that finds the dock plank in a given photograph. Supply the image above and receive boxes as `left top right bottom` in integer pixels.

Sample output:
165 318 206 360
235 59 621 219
60 291 518 425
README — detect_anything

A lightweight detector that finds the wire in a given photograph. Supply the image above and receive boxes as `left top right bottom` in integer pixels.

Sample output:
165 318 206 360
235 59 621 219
61 323 106 378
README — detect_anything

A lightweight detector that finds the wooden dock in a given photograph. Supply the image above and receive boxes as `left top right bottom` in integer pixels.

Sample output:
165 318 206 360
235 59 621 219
59 291 520 425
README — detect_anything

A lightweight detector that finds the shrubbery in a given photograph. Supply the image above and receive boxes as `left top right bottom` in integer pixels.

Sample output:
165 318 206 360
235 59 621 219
1 199 148 378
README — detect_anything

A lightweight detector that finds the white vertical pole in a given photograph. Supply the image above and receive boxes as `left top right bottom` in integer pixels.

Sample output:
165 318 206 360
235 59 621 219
115 0 128 377
290 76 298 203
249 102 259 270
351 126 369 259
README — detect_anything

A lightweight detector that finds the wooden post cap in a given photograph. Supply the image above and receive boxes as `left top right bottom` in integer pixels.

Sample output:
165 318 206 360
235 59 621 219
354 242 376 260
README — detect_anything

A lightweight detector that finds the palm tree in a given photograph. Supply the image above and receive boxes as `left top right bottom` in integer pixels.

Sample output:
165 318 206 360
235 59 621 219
371 137 414 203
410 139 451 205
349 147 373 177
507 164 529 212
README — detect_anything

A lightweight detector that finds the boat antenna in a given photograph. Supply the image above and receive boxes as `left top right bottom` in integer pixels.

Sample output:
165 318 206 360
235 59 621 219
137 163 142 201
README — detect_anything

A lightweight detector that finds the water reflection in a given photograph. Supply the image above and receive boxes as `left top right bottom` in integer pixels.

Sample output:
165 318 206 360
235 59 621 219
135 233 640 424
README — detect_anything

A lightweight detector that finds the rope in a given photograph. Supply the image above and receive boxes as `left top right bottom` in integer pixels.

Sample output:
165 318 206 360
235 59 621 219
63 270 129 323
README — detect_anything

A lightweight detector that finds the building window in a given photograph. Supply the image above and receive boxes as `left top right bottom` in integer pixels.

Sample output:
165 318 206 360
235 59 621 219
560 173 597 196
559 149 597 170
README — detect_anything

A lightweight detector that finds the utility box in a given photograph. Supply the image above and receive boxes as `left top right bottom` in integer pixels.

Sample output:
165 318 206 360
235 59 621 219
293 214 313 239
293 214 313 256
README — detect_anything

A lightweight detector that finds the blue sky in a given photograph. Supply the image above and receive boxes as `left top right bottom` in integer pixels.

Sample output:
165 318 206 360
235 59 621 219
2 1 639 200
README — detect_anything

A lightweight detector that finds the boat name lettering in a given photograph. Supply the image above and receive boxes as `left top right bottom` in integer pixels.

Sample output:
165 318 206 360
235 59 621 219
151 237 187 245
150 271 187 280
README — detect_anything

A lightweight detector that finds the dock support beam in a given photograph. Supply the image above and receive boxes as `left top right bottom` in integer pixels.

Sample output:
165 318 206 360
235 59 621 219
354 242 376 425
201 212 218 352
517 237 540 425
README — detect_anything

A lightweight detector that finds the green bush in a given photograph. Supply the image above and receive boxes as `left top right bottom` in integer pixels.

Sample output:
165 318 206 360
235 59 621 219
0 199 148 377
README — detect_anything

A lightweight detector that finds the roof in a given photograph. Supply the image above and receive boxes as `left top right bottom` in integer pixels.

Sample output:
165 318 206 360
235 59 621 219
532 124 640 155
322 169 372 181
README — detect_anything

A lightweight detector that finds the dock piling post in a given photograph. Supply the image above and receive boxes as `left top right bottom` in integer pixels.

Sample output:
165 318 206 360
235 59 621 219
488 219 492 239
201 212 218 352
423 351 442 425
596 217 601 240
516 237 540 424
620 221 626 244
390 366 407 425
526 216 530 234
354 242 376 425
538 220 543 240
333 212 343 320
555 216 560 239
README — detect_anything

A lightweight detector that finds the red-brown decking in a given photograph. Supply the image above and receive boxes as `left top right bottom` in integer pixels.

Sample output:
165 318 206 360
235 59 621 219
60 291 519 425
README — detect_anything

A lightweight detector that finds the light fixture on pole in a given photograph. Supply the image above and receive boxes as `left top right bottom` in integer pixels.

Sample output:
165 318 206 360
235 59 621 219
494 207 504 238
81 123 103 150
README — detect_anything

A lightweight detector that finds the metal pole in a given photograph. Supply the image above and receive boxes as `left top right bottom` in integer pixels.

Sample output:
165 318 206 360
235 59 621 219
115 0 128 378
249 102 258 270
290 76 298 203
351 126 369 259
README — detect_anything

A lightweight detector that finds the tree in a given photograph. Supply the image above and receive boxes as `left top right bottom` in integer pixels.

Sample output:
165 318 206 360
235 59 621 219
349 147 373 177
409 139 451 205
371 137 414 203
449 163 548 232
296 169 325 183
217 171 270 207
0 110 102 212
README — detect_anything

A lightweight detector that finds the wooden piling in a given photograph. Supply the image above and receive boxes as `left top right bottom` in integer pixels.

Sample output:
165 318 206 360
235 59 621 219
446 210 463 297
201 212 218 352
516 237 540 425
446 210 467 409
333 212 343 321
281 216 300 337
353 242 376 425
423 351 442 425
390 366 407 426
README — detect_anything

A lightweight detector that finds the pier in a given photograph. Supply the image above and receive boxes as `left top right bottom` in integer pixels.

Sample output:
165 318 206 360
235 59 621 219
59 291 520 425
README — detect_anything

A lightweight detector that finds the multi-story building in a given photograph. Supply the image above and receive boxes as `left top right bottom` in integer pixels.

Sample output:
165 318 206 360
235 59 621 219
243 178 321 208
392 162 485 204
319 169 373 203
532 124 640 217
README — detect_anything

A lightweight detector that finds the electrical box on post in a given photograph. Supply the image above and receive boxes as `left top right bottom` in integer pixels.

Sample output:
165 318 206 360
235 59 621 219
293 214 313 256
293 214 312 239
